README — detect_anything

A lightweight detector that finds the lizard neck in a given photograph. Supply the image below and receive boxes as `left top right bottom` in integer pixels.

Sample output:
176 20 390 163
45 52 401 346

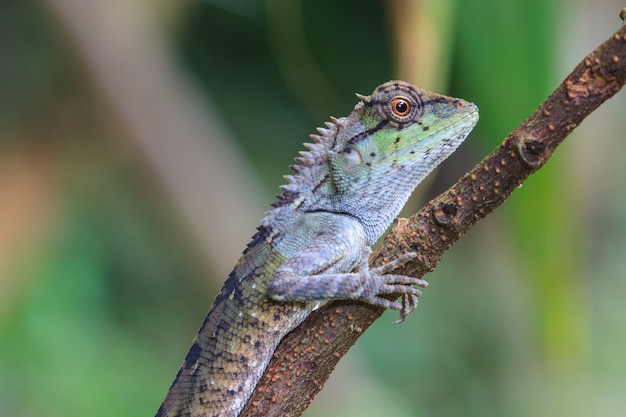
342 180 417 245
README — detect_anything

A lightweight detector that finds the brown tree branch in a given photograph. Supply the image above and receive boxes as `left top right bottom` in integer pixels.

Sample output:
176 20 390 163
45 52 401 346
241 12 626 417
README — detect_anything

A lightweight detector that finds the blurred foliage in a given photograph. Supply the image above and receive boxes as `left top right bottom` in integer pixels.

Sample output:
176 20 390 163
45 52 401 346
1 0 626 417
179 0 393 182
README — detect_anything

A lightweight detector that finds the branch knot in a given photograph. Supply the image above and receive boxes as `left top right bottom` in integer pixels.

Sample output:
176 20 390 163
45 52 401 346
518 138 546 168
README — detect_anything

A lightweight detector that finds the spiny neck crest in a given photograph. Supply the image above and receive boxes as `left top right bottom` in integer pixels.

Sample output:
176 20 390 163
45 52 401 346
269 111 358 210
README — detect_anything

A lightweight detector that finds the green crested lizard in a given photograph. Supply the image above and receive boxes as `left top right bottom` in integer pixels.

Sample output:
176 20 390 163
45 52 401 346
156 81 478 417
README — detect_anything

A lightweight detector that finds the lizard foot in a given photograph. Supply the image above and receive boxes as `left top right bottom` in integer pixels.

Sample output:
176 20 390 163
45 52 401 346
366 252 428 323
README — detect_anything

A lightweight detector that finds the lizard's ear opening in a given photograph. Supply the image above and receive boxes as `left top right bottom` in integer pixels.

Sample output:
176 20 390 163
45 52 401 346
342 147 363 168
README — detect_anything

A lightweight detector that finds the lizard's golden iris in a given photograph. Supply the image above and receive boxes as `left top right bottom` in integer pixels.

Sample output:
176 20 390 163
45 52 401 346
391 97 411 117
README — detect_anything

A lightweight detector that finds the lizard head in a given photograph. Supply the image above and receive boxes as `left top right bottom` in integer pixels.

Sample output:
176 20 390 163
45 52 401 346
269 80 478 244
328 81 479 242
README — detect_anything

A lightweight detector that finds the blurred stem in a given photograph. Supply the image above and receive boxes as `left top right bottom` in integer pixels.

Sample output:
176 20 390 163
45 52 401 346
266 0 347 122
38 0 264 279
0 149 57 315
386 0 456 91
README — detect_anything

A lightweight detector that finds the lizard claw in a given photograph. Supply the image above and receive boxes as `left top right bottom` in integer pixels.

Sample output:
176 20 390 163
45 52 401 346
365 252 428 322
395 293 418 323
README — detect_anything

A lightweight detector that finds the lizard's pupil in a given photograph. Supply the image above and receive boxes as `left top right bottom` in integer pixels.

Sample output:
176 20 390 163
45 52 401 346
391 98 410 117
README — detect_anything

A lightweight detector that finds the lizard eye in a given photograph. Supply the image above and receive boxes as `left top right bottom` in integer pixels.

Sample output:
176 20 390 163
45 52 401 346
391 97 411 117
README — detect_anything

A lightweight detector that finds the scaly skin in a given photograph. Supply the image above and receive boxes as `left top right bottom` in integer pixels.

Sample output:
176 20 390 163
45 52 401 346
156 81 479 417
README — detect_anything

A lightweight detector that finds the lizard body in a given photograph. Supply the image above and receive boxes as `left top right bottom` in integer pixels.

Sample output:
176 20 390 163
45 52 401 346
156 81 478 417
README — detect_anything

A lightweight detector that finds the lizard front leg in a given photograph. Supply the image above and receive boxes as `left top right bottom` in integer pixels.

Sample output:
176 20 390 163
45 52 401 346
267 237 427 321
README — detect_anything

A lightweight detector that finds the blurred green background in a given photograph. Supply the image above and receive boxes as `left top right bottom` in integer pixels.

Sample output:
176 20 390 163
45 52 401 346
2 0 626 416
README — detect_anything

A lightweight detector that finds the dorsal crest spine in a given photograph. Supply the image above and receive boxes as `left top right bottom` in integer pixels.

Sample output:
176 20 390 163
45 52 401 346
269 118 339 209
